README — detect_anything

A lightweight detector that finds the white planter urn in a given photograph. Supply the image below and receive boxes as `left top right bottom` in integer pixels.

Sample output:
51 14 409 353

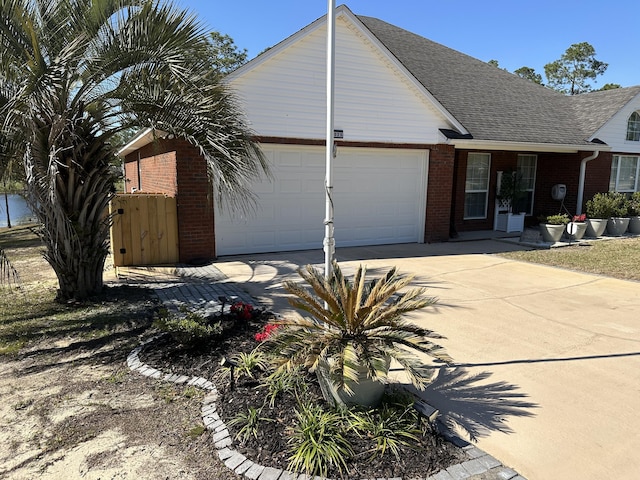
606 217 630 237
316 357 390 408
564 222 587 241
585 218 607 238
539 223 565 243
627 216 640 234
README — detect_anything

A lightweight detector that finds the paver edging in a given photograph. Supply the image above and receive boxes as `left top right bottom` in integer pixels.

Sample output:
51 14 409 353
127 335 525 480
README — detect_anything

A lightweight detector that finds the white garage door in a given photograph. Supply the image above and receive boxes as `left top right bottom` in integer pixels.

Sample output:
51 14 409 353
214 145 428 256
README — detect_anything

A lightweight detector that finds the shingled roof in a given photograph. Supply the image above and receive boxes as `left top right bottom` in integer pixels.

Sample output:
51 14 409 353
356 15 624 147
570 86 640 139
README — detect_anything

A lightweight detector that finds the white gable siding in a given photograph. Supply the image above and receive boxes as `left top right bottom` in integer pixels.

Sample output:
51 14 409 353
230 16 452 144
591 94 640 154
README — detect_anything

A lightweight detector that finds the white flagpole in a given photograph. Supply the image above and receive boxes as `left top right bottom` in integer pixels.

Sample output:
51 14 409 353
324 0 336 279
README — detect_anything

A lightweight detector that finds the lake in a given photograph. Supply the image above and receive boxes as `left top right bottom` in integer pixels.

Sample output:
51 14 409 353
0 193 36 228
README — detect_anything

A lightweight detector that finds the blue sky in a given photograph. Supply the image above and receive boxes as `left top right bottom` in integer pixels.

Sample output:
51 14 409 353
176 0 638 89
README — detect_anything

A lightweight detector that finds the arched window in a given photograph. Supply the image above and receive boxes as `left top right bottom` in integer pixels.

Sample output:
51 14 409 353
627 111 640 141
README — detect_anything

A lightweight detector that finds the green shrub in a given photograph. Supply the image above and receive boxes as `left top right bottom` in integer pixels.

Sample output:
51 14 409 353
628 192 640 216
267 261 450 406
540 213 569 225
228 407 273 445
287 402 353 477
347 402 421 459
153 308 221 346
263 366 308 408
586 192 629 218
214 347 271 386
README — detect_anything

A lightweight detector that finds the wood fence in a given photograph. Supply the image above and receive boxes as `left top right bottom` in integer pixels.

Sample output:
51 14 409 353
109 194 179 267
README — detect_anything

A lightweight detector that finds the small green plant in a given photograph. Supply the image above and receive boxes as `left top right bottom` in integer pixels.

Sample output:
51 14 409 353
586 192 630 218
263 366 308 408
496 170 526 212
187 424 206 438
628 192 640 216
539 213 570 225
104 369 128 384
182 385 202 399
153 307 222 346
215 347 271 385
347 402 421 459
228 407 273 444
286 402 353 477
155 384 179 404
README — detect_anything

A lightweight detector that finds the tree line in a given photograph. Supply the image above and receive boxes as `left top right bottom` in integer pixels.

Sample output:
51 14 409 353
489 42 619 95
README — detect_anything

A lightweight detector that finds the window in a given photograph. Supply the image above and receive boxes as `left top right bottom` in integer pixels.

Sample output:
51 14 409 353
627 112 640 141
610 155 640 193
517 154 537 215
464 153 490 219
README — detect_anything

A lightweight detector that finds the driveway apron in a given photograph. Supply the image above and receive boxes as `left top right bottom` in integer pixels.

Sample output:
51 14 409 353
213 240 640 480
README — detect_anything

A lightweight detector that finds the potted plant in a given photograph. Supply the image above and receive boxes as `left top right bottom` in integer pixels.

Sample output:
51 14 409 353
564 214 588 242
538 213 569 243
585 192 612 237
495 170 526 233
629 192 640 234
604 192 630 236
266 262 451 407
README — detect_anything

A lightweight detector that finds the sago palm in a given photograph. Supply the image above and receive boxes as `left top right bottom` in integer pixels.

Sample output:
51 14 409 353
268 261 451 406
0 0 267 300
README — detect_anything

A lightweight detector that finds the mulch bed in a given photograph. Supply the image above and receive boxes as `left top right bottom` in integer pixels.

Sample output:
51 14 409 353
139 308 466 479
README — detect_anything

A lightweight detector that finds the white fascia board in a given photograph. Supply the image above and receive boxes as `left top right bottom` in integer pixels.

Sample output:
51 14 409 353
117 128 168 157
226 10 328 83
449 139 611 153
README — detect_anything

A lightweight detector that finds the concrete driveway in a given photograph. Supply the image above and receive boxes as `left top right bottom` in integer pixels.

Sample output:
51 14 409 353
214 240 640 480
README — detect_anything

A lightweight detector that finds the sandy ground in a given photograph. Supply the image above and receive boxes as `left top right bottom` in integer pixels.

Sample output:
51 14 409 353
0 335 240 480
0 239 238 480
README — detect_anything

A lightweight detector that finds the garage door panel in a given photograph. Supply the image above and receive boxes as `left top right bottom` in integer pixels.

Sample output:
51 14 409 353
215 145 427 255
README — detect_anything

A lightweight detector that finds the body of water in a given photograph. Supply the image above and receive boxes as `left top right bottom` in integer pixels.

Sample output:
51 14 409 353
0 193 36 228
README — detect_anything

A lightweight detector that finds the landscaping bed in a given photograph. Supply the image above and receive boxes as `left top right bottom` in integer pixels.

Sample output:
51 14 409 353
139 307 466 479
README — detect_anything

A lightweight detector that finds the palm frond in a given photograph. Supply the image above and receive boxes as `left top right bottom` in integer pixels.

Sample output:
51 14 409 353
267 261 451 403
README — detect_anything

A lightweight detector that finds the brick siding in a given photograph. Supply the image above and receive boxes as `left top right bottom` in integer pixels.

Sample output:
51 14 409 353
124 139 215 263
425 144 455 242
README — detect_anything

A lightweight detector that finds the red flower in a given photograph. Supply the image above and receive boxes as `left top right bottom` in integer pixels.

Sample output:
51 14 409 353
572 214 586 222
255 323 279 342
231 302 254 320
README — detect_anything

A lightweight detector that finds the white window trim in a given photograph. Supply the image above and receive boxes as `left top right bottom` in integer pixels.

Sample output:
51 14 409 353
464 153 491 220
517 154 537 215
626 112 640 142
611 155 640 193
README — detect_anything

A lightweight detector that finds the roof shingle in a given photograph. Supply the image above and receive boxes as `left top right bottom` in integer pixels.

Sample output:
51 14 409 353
357 15 638 146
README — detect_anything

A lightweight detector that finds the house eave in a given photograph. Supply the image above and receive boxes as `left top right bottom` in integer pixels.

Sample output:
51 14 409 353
118 128 168 157
448 139 611 153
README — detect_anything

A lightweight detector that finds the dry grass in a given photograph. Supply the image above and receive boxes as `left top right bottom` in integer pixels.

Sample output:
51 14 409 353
0 225 239 480
499 236 640 281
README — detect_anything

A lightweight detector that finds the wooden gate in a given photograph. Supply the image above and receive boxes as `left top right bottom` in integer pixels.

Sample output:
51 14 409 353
109 194 179 267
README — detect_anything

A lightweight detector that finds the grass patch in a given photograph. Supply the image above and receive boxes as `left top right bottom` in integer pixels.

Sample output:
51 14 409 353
0 225 156 356
499 237 640 281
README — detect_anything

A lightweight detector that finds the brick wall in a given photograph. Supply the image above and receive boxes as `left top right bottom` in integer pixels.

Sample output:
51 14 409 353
123 141 178 195
124 139 215 264
535 151 612 217
450 149 612 233
425 144 455 242
174 140 216 263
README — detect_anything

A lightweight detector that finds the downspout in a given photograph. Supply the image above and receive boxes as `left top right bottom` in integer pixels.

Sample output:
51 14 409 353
576 150 599 215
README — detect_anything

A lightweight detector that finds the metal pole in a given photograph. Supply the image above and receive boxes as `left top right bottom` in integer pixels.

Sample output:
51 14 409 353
324 0 336 279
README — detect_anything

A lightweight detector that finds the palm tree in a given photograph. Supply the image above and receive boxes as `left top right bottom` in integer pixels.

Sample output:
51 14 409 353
0 0 267 300
268 262 451 406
